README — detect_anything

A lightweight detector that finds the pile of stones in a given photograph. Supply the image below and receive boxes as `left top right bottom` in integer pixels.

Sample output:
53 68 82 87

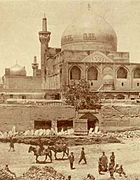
16 166 66 180
0 168 14 180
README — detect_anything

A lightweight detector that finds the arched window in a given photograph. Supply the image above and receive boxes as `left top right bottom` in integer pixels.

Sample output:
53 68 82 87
117 67 127 79
116 94 125 99
87 67 98 80
134 68 140 78
70 66 81 80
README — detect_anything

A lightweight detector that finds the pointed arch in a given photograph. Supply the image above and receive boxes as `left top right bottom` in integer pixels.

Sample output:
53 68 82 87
87 66 98 80
117 67 128 79
116 94 125 99
70 66 81 80
133 67 140 78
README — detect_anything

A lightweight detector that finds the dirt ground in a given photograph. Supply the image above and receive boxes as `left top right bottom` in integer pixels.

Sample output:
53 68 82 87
0 138 140 180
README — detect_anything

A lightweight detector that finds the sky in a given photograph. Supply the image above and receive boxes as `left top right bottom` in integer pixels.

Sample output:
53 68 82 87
0 0 140 76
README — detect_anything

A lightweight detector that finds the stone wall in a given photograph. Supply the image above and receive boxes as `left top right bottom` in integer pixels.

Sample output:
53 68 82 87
0 103 140 132
101 105 140 130
0 104 75 132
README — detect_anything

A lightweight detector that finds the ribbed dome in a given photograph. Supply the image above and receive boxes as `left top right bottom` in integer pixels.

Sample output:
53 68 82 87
10 64 26 76
61 9 117 52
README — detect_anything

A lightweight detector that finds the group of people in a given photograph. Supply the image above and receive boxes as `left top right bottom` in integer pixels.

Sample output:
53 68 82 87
68 149 127 179
68 147 87 170
99 151 127 179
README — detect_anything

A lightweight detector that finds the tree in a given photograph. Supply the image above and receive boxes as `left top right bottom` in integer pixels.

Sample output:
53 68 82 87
64 79 101 111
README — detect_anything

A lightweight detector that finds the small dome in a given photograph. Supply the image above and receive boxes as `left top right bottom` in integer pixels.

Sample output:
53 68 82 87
61 9 117 52
103 74 114 84
10 64 26 76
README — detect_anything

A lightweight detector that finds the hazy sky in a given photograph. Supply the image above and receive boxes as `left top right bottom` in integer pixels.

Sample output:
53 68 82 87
0 0 140 76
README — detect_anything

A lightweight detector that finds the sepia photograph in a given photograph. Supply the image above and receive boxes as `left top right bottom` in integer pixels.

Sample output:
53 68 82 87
0 0 140 179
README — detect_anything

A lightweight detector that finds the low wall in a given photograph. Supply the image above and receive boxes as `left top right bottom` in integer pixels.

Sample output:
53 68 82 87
0 103 140 132
0 104 75 132
101 105 140 131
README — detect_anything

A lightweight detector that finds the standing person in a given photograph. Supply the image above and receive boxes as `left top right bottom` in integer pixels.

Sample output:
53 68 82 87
108 162 115 179
110 152 115 167
38 137 44 155
98 157 102 174
100 152 108 172
68 152 75 170
8 136 15 152
78 147 87 164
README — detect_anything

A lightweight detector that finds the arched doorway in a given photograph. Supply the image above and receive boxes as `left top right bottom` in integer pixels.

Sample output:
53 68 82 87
80 112 99 130
54 93 61 100
87 66 98 80
70 66 81 80
133 67 140 78
117 67 128 79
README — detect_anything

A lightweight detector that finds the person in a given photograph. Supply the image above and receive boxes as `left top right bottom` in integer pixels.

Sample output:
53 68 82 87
9 136 15 152
115 164 127 178
5 164 16 178
108 162 115 179
67 175 71 180
38 137 44 155
98 157 102 174
68 152 75 170
100 152 108 172
110 152 115 167
78 147 87 164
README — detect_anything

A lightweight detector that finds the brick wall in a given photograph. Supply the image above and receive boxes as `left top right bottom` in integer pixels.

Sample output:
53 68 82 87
0 105 75 132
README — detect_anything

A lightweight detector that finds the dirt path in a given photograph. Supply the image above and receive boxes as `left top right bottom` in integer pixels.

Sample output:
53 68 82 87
0 138 140 179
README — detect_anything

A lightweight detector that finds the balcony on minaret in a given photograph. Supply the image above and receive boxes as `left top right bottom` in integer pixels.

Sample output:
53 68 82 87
39 16 51 45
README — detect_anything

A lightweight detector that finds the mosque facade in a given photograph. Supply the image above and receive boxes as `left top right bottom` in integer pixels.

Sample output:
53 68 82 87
2 7 140 101
40 8 140 100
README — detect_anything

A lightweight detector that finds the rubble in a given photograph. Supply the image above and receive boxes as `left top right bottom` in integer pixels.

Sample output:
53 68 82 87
16 165 66 180
0 168 15 180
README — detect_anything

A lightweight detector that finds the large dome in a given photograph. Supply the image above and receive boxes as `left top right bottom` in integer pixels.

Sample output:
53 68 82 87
61 9 117 52
10 64 26 76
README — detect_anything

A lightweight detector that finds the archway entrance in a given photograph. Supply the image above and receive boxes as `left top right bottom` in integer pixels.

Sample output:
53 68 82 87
80 112 99 130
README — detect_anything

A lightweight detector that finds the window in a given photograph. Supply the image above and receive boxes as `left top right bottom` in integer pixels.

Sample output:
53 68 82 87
91 82 93 86
34 121 51 130
134 68 140 78
122 82 124 86
10 94 13 98
22 95 26 99
87 67 98 80
137 83 139 86
83 33 96 40
70 66 81 80
117 67 127 79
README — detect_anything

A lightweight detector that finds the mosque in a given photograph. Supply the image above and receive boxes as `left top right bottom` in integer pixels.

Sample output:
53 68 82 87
0 5 140 133
1 6 140 101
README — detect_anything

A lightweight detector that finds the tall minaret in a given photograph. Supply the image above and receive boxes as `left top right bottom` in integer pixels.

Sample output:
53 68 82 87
39 15 51 87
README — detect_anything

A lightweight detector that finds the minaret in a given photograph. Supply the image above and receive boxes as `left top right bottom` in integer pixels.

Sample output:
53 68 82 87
39 15 51 86
32 56 38 77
